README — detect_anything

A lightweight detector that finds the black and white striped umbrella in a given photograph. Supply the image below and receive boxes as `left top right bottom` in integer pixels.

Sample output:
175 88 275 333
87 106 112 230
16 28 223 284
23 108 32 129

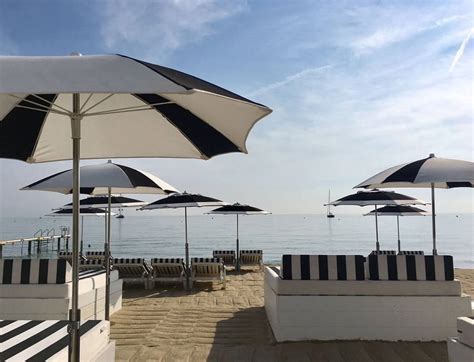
364 205 428 253
207 203 270 271
326 190 426 252
355 153 474 254
21 161 178 195
140 193 226 289
48 207 113 216
61 196 146 209
0 54 271 359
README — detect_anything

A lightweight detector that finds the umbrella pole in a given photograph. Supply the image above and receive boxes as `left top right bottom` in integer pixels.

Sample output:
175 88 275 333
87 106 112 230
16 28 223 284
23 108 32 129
184 207 190 290
105 187 112 320
70 93 82 362
236 214 240 272
397 215 401 253
431 183 437 255
375 205 380 252
80 215 84 256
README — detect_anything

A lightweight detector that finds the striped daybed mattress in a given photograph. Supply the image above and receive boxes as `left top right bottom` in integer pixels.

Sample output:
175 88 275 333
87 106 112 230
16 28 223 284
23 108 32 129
264 254 472 342
0 319 115 361
0 259 122 320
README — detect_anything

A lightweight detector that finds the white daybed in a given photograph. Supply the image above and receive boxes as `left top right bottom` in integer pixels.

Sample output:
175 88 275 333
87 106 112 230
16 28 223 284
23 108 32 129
0 319 115 361
0 259 122 320
264 254 472 342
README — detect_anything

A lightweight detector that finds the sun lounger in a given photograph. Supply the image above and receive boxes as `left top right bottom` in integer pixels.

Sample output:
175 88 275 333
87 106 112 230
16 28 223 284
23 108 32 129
265 254 471 342
149 258 186 288
398 250 424 255
112 258 151 288
0 319 115 361
86 251 106 260
190 258 226 289
58 251 87 263
79 259 105 270
212 250 236 266
240 250 263 270
0 259 122 320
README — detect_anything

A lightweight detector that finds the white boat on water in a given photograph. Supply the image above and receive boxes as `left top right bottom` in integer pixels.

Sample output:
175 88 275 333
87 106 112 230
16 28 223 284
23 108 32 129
326 190 335 218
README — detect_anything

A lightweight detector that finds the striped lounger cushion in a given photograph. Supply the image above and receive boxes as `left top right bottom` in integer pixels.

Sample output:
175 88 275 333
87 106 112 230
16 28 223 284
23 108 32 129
213 250 235 256
0 319 102 361
281 255 366 280
398 251 424 255
58 251 72 257
86 251 105 256
368 255 454 281
370 250 396 255
192 258 222 263
0 259 71 284
240 250 262 255
151 258 183 264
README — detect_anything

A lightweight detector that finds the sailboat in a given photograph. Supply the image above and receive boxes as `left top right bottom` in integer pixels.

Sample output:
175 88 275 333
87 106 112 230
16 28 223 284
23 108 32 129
326 190 335 218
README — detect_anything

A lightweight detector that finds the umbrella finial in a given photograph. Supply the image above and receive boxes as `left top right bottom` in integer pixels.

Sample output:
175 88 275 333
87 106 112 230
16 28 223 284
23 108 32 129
429 153 435 158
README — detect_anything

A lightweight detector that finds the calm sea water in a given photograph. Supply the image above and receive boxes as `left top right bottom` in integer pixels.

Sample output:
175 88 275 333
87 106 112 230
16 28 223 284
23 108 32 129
1 214 473 268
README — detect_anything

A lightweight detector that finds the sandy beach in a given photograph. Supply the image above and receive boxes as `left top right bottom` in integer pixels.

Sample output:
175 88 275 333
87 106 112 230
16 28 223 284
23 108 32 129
110 268 473 361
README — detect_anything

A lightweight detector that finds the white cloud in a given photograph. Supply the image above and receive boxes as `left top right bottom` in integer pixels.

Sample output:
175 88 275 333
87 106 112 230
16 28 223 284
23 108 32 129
449 27 474 72
99 0 246 61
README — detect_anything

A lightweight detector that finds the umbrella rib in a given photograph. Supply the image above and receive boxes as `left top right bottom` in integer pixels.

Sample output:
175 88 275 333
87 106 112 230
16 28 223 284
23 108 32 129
79 93 94 113
8 94 71 116
30 94 72 114
80 93 114 115
82 101 174 117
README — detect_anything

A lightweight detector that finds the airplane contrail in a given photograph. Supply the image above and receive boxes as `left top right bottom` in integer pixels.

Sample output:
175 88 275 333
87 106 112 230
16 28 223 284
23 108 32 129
449 27 474 72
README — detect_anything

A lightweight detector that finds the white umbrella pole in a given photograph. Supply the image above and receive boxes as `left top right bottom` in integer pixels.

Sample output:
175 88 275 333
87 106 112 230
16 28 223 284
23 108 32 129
80 215 84 255
70 93 82 362
431 182 437 255
236 214 240 272
184 206 190 290
375 205 380 252
105 187 111 320
397 215 401 253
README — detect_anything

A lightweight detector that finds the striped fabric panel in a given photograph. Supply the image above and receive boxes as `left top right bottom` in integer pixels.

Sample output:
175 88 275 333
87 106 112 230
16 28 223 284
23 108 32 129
79 259 103 265
112 258 144 264
191 258 222 263
85 251 105 256
151 258 183 264
398 251 424 255
240 250 262 255
153 265 184 276
370 250 396 255
367 255 454 281
281 255 366 281
0 319 101 361
0 259 71 284
193 264 221 275
213 250 235 255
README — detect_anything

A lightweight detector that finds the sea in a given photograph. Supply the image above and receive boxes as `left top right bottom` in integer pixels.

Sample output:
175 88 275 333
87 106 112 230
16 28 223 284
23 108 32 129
1 214 473 268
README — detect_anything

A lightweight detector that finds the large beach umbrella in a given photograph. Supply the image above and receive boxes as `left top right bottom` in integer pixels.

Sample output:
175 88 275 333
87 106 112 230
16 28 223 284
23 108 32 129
22 160 177 321
355 153 474 254
207 203 270 271
61 195 147 209
326 190 426 251
0 54 271 360
140 192 226 289
364 205 428 253
48 207 116 254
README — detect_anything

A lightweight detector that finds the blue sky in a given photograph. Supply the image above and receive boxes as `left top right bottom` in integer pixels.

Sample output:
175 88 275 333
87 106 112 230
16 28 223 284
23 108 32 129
0 0 472 216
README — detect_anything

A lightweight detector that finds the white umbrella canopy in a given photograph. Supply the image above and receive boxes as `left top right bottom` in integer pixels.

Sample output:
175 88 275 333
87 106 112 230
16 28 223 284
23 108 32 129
355 153 474 254
364 205 428 253
207 203 270 271
326 190 426 252
140 192 227 289
0 53 271 361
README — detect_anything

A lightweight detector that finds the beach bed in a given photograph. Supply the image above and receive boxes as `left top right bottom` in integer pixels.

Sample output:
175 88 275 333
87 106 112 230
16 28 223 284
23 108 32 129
240 250 263 270
112 258 151 288
190 258 226 289
0 319 115 361
0 259 122 320
212 250 236 266
265 254 472 342
149 258 186 288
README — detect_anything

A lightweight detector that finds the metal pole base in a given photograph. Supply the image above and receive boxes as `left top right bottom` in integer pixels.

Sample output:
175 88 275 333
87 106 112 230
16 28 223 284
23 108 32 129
432 248 438 255
68 309 81 362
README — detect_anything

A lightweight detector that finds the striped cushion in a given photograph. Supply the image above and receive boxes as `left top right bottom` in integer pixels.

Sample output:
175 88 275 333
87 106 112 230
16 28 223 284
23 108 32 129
281 255 366 281
191 258 222 263
113 258 144 264
367 255 454 281
240 250 262 255
0 259 72 284
86 251 105 256
398 251 424 255
58 251 72 257
213 250 235 255
370 250 396 255
151 258 183 264
79 259 103 265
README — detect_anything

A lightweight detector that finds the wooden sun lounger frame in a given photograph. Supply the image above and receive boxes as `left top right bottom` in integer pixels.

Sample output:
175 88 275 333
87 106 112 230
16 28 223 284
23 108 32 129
112 259 151 289
190 258 226 289
149 259 186 288
240 250 264 270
